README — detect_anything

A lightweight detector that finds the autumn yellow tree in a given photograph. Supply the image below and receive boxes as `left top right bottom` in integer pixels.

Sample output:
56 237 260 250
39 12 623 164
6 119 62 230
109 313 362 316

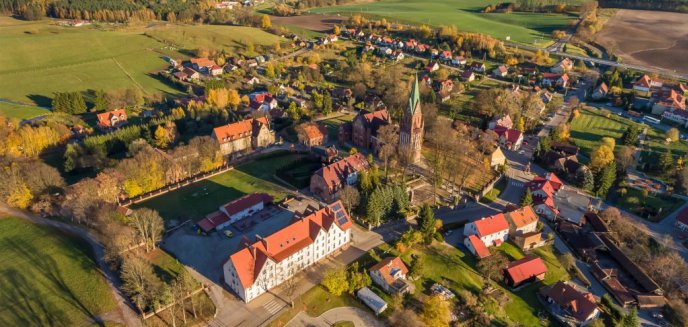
590 144 615 170
261 14 271 29
207 88 229 108
601 137 615 151
228 89 241 109
553 123 570 142
6 182 33 209
154 125 171 149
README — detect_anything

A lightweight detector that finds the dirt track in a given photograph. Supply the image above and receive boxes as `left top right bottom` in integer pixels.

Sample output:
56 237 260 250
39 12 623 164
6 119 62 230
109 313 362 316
270 14 345 32
596 9 688 73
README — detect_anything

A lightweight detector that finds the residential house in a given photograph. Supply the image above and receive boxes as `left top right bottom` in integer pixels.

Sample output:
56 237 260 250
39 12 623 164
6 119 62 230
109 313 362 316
541 91 554 104
297 122 328 147
505 205 539 236
504 256 548 288
469 62 486 73
488 115 513 130
464 234 491 259
520 61 538 75
212 117 275 156
633 74 662 94
542 73 569 88
542 282 600 326
592 82 609 100
490 147 507 167
425 62 440 72
210 65 224 76
436 79 454 94
312 145 338 164
495 126 524 150
248 92 278 114
528 173 563 220
452 56 467 66
550 58 573 74
513 232 546 251
440 50 453 62
224 201 352 302
493 65 509 78
332 88 353 100
96 109 127 130
173 71 189 81
651 89 686 115
350 109 390 150
189 57 216 73
243 76 260 85
369 257 411 294
310 153 370 202
463 213 510 247
461 70 475 82
182 67 200 80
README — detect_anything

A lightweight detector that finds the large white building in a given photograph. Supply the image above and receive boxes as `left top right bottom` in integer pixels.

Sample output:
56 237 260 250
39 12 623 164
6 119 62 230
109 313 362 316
223 201 352 302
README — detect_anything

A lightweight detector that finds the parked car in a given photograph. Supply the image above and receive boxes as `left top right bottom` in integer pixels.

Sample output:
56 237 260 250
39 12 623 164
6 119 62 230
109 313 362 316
224 230 234 238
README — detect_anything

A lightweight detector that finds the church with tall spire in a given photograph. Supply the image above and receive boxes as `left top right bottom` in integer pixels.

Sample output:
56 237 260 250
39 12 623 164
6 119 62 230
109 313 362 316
399 75 424 163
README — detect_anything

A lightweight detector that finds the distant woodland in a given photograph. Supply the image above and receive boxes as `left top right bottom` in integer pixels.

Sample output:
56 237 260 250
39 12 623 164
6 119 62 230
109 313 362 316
0 0 222 22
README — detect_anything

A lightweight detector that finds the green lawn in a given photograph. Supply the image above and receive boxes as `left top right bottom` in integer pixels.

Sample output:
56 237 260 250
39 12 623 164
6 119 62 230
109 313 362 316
320 114 355 140
0 217 117 326
0 101 51 120
269 285 366 327
611 187 684 222
144 24 284 56
132 151 302 221
310 0 579 43
481 177 507 203
570 108 688 158
0 17 282 108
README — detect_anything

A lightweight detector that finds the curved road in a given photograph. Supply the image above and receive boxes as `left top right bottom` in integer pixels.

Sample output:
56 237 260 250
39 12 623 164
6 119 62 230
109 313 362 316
286 307 386 327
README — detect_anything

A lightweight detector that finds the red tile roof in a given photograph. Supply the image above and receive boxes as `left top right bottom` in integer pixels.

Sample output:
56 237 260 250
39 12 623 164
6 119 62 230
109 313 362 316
212 117 269 144
635 74 652 88
198 211 230 233
544 282 598 322
190 57 216 68
370 257 408 286
227 201 352 288
506 206 538 229
221 193 272 217
313 153 370 191
505 256 548 285
467 235 491 259
473 213 509 238
495 127 522 144
96 109 127 128
677 207 688 227
301 123 327 141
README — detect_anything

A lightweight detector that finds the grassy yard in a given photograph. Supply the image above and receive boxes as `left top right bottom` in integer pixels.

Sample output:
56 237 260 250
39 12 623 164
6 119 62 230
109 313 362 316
320 113 356 140
611 187 684 222
481 177 507 203
132 151 303 221
268 285 366 327
310 0 579 43
570 108 688 158
0 217 117 326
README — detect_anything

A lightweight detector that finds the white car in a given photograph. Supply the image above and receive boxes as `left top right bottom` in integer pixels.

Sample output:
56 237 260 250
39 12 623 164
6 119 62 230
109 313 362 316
519 150 525 155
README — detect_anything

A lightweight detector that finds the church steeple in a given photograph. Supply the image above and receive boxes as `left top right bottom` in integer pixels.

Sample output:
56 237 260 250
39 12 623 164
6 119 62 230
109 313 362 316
407 74 421 116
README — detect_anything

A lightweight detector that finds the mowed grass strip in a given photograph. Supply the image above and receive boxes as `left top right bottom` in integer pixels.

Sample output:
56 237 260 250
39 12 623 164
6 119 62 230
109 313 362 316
0 217 117 326
570 108 688 157
310 0 579 43
0 102 51 120
132 151 305 221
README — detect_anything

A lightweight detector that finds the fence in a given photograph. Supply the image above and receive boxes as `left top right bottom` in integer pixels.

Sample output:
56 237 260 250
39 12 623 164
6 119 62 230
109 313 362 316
476 173 505 199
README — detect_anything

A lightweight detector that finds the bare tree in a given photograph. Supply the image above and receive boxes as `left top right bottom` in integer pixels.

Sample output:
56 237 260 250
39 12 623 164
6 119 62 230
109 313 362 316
337 185 360 212
120 255 162 313
282 277 297 307
130 208 165 252
377 124 399 179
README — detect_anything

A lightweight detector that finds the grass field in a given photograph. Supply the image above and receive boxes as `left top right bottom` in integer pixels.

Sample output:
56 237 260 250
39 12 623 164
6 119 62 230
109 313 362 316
611 187 684 222
570 108 688 158
0 102 51 120
0 217 117 326
310 0 579 43
132 151 302 221
0 17 282 109
144 24 283 56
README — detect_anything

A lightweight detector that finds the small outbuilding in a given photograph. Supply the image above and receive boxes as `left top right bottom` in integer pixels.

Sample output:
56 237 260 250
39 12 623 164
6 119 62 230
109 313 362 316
357 287 387 315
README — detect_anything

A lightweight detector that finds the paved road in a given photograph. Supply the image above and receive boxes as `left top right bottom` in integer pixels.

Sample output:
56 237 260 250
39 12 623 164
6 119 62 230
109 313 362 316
286 307 386 327
0 205 142 327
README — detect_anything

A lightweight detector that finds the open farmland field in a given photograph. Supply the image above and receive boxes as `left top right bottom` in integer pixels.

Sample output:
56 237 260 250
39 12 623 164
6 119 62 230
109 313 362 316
596 9 688 74
0 17 283 110
309 0 579 43
0 17 183 108
0 217 117 326
0 102 50 120
144 23 284 55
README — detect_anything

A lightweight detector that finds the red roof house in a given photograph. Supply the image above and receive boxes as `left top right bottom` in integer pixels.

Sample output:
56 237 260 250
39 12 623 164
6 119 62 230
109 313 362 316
464 234 491 259
504 256 548 288
543 282 600 324
463 213 510 247
96 109 127 129
369 257 411 294
310 153 370 202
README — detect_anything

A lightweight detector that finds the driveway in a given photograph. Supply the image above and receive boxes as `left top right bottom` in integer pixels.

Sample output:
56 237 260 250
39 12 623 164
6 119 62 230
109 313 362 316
286 307 386 327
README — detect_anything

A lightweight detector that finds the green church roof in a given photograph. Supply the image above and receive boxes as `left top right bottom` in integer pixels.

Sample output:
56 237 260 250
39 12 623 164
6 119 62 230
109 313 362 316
407 74 421 115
